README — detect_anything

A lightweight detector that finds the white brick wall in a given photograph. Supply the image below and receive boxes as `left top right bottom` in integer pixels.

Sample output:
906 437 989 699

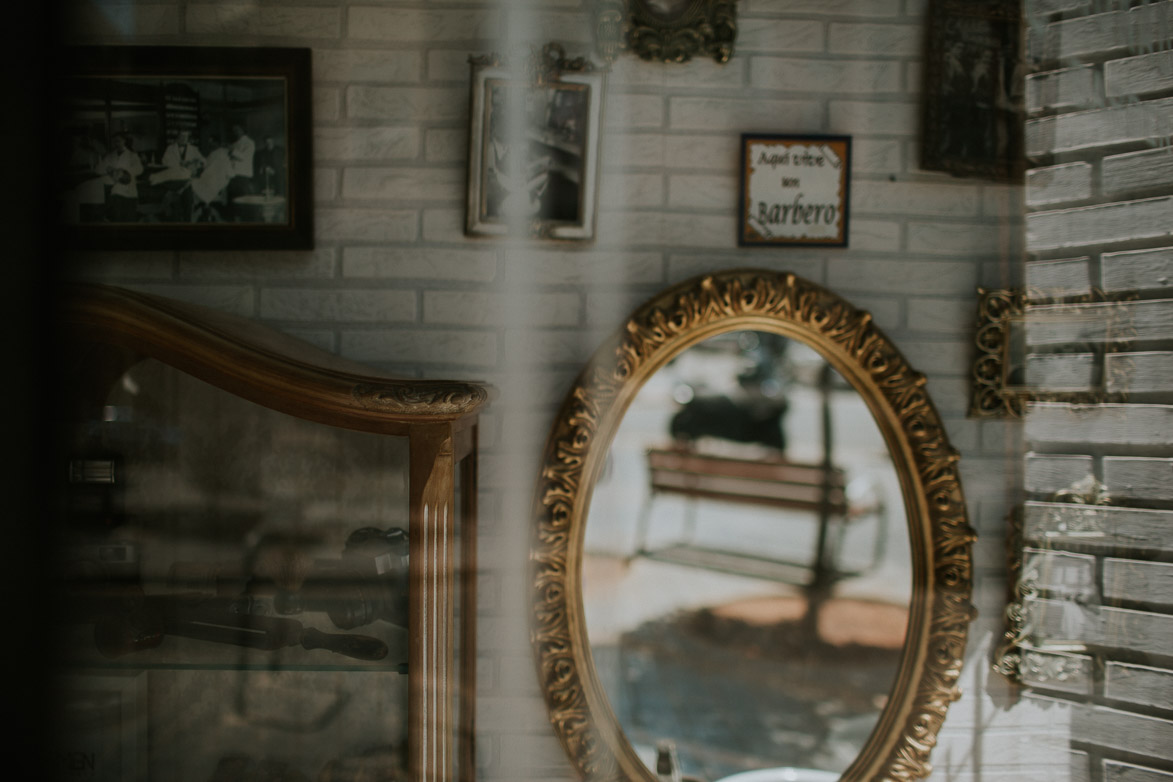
60 0 1024 780
1026 65 1098 112
1024 2 1173 779
1101 247 1173 292
1026 256 1093 297
1027 196 1173 250
1026 162 1093 206
1025 97 1173 155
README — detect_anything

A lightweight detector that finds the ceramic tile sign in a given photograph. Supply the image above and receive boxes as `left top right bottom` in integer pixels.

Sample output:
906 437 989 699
739 134 851 247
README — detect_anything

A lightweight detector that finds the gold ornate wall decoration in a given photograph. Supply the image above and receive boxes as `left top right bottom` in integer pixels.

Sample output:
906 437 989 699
468 43 596 86
595 0 737 64
969 287 1139 418
352 382 490 417
970 287 1028 418
532 269 976 781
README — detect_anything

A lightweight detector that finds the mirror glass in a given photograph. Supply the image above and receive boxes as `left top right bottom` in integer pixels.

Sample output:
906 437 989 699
582 331 910 782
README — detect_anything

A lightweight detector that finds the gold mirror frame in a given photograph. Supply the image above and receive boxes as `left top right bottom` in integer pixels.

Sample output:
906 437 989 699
531 270 976 782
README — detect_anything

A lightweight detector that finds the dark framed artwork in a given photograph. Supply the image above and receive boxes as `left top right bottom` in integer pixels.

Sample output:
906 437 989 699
58 46 313 250
921 0 1025 182
595 0 737 64
465 44 604 241
738 133 851 247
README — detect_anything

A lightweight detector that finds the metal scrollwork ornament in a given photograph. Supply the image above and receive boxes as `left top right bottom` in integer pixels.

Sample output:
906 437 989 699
970 287 1027 418
969 286 1139 418
596 0 737 64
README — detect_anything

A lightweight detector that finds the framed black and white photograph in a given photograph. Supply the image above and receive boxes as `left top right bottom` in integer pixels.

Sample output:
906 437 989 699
921 0 1025 182
58 46 313 250
466 45 603 241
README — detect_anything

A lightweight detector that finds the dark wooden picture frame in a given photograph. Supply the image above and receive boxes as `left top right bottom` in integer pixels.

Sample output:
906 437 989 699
738 133 851 248
921 0 1025 182
58 46 313 250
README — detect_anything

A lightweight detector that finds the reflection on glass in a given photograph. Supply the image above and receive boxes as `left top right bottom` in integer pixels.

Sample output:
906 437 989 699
644 0 691 19
583 332 911 782
452 455 468 779
55 355 411 781
1004 315 1028 389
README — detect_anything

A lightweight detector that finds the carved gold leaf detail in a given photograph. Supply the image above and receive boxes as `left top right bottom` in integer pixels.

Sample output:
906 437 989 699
532 270 975 781
352 381 489 415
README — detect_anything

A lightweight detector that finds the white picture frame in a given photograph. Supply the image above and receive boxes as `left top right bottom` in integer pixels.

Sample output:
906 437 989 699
466 46 604 241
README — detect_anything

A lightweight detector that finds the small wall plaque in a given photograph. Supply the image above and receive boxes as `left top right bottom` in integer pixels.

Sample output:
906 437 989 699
738 134 851 248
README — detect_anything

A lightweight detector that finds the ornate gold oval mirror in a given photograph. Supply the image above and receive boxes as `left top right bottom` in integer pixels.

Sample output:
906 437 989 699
532 270 975 782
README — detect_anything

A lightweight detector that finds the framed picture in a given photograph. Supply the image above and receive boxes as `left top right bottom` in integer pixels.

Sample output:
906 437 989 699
738 133 851 247
466 44 604 241
57 46 313 250
594 0 737 64
921 0 1025 182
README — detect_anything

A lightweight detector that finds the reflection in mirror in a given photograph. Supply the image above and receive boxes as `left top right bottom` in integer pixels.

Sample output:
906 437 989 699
584 332 910 781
